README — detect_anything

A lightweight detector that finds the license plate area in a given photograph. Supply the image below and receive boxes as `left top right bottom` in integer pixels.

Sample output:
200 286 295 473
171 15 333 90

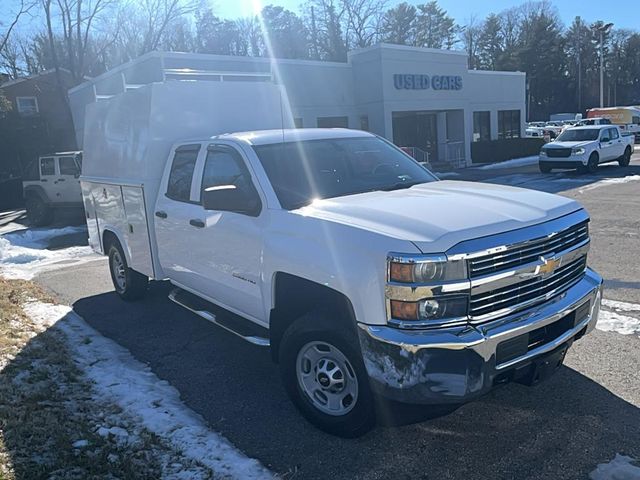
495 300 590 366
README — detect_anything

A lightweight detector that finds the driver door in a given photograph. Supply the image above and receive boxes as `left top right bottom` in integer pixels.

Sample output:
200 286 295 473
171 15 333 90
56 155 82 203
187 144 266 323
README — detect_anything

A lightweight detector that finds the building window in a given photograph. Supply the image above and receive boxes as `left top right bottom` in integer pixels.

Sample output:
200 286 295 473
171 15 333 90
294 117 303 128
317 116 348 128
498 110 521 139
16 96 39 116
473 111 490 142
360 115 369 131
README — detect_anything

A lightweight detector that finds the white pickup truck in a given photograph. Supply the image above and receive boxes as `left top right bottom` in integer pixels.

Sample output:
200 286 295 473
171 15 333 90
539 125 634 173
80 81 603 438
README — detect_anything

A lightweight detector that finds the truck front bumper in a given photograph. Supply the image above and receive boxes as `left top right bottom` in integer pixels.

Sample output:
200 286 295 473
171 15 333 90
357 268 603 405
539 158 587 169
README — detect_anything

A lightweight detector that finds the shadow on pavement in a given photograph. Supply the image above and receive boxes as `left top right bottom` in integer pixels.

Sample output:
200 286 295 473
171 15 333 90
71 281 640 479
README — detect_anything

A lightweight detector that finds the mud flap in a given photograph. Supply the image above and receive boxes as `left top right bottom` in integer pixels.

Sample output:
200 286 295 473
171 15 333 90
515 343 569 386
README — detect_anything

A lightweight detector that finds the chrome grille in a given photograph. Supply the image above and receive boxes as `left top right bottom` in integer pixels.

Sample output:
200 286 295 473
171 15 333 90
469 221 589 278
470 256 587 319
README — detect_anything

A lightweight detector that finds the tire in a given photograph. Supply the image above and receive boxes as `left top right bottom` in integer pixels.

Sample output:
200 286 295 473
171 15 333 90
279 311 376 438
585 153 599 174
539 163 552 173
25 194 53 227
107 240 148 301
619 147 631 167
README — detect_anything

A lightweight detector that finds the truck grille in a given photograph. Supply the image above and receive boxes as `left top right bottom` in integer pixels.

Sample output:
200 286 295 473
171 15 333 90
470 256 587 319
469 221 589 278
545 148 572 158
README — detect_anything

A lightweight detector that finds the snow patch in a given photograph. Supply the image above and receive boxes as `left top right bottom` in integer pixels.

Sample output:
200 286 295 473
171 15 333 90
435 171 461 178
597 299 640 336
476 156 538 170
0 226 99 280
589 454 640 480
563 175 640 193
23 301 272 479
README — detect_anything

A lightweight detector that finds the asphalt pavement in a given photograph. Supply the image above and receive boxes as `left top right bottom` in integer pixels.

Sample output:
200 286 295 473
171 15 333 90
31 154 640 479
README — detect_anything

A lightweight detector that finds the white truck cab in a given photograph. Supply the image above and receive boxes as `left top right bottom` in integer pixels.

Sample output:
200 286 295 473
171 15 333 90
539 125 634 173
79 78 603 438
23 151 83 225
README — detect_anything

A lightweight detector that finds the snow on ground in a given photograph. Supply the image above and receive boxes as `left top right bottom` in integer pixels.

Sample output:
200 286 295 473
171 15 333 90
548 174 640 193
435 171 461 179
589 454 640 480
597 299 640 336
0 226 99 280
22 300 273 480
475 156 538 170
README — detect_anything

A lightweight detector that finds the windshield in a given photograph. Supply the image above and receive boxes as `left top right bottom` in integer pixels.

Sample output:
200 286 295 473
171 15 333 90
555 129 600 142
253 136 437 209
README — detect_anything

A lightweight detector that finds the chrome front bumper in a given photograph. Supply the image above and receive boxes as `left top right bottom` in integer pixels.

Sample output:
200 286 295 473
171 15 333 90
357 268 603 405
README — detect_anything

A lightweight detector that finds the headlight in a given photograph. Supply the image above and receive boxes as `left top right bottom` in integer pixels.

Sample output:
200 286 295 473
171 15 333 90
388 255 467 283
572 147 585 155
540 149 547 157
390 296 468 321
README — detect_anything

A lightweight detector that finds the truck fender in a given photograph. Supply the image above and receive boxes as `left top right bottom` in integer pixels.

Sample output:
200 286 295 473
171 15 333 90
101 226 132 265
23 184 50 204
268 272 359 362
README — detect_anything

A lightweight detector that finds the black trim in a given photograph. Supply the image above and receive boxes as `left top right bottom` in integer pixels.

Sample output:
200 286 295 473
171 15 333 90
539 160 583 169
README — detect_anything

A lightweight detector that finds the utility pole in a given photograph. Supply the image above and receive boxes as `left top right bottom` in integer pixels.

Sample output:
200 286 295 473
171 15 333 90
597 22 614 108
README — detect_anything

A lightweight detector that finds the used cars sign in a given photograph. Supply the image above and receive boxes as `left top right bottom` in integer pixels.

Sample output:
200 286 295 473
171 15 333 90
393 73 463 90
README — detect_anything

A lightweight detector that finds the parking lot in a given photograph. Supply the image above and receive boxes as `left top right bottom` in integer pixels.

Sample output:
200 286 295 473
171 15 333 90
3 154 639 479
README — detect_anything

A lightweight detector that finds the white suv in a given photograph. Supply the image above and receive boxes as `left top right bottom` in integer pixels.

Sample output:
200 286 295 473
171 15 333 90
23 152 83 225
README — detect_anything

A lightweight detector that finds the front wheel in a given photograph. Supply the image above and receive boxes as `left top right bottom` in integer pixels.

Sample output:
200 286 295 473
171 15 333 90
279 312 376 438
619 147 631 167
580 153 599 174
539 163 552 173
108 241 148 301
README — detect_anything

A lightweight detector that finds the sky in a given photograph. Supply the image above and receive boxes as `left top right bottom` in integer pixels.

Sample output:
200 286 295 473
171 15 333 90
213 0 638 30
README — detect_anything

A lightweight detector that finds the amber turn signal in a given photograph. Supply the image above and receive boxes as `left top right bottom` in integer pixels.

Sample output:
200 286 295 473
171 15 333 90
390 300 418 320
389 262 414 283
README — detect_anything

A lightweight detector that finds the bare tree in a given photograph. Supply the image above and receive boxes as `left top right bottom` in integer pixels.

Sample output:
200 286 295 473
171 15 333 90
1 0 37 54
138 0 198 54
342 0 387 48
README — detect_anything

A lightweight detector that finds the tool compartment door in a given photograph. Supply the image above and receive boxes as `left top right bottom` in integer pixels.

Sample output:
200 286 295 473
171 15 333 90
121 185 154 278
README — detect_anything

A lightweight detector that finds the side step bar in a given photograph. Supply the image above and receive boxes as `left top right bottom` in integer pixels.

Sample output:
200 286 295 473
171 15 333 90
168 288 270 347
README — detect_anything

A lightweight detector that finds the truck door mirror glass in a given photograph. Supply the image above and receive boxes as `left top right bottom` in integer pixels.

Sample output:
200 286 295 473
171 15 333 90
202 185 261 216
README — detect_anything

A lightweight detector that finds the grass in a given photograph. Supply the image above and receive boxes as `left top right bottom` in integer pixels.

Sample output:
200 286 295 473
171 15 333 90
0 278 212 479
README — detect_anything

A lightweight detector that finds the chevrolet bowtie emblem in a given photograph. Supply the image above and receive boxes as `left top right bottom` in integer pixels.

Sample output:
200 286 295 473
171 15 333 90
536 256 561 277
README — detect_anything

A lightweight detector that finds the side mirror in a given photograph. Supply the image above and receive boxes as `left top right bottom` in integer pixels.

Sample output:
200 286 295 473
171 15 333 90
202 185 260 216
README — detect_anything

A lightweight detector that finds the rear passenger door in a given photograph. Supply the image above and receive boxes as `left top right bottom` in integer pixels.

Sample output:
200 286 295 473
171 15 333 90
598 129 614 161
154 144 204 286
608 127 624 159
39 156 62 202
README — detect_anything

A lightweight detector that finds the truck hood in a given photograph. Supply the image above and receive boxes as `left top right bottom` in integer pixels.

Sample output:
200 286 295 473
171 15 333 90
544 141 592 149
293 180 582 253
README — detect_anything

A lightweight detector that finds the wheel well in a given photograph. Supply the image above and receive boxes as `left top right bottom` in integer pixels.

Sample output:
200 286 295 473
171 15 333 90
102 230 119 255
23 186 48 203
625 146 632 153
590 151 599 160
269 272 357 362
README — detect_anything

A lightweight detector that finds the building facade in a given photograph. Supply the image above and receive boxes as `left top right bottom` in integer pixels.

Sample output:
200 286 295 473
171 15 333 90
69 44 526 168
0 69 78 177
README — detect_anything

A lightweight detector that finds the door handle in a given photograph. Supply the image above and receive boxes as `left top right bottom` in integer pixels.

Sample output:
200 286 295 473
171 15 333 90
189 219 205 228
57 178 66 181
155 211 167 219
41 179 47 182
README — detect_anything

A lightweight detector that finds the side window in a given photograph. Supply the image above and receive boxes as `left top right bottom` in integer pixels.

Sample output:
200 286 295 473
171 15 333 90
40 157 55 176
200 147 251 202
610 128 619 140
59 156 79 175
166 145 200 202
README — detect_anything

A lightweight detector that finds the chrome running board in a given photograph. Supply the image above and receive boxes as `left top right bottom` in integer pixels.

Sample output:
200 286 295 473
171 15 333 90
168 288 270 347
